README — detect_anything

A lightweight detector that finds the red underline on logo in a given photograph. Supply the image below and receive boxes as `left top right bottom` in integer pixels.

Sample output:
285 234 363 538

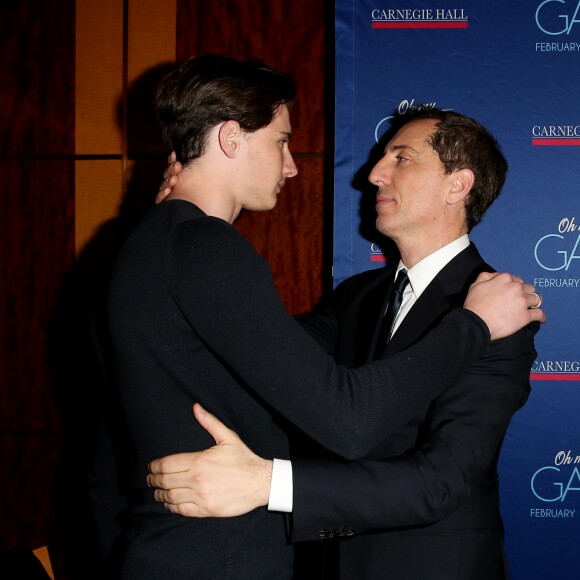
371 255 386 262
372 21 468 29
532 139 580 146
530 373 580 381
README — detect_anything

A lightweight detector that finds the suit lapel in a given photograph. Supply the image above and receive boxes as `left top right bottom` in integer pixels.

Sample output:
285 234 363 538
337 265 397 366
380 243 490 357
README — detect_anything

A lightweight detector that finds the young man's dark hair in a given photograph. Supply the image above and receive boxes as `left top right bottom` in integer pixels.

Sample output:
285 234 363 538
156 54 296 165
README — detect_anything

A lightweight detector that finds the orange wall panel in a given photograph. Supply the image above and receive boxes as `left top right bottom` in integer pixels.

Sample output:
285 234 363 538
128 0 176 84
75 160 124 253
76 0 177 255
76 0 124 154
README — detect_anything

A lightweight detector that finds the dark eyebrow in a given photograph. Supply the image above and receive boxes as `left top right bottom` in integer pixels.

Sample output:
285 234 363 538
388 143 420 155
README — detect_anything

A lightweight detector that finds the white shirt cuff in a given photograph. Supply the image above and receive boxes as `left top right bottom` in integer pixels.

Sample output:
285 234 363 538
267 458 293 512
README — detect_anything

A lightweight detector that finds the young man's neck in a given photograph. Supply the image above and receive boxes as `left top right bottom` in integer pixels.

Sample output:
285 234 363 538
166 158 241 223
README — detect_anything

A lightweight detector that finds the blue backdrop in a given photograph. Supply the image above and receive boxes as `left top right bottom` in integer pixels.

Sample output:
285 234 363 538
334 1 580 578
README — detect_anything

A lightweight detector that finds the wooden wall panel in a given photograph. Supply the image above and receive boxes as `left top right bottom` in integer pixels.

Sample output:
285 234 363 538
0 1 75 156
128 0 177 85
126 0 177 158
0 160 75 433
76 0 124 155
76 0 176 256
75 160 124 252
0 0 76 560
177 0 326 154
236 157 327 314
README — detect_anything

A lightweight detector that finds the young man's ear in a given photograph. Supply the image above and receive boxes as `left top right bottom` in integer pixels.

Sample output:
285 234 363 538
448 168 475 205
218 120 242 158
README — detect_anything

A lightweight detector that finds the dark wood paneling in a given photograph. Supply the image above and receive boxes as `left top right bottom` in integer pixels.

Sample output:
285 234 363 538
236 157 326 314
177 0 326 153
0 160 75 432
0 1 75 156
0 0 76 562
0 152 77 556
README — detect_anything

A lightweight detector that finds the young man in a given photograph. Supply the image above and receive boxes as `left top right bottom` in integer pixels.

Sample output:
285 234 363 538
148 108 543 579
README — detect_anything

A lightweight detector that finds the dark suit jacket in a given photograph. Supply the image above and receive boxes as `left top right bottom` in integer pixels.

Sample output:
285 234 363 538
292 243 538 580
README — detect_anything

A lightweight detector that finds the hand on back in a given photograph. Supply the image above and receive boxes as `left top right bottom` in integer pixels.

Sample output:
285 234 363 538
147 404 272 518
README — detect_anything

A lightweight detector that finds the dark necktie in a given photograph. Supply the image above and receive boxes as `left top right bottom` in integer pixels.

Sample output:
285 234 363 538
375 269 409 356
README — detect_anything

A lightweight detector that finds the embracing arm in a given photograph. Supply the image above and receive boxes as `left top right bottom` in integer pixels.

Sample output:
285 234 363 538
170 219 543 458
288 324 538 541
147 325 538 523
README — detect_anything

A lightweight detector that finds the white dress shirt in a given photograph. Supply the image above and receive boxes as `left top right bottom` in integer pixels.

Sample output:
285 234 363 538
267 235 471 512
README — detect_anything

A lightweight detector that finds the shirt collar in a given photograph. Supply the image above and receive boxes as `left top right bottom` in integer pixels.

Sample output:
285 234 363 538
396 234 470 299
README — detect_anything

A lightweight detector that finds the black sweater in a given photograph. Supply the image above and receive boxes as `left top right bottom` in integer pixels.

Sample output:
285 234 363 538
107 199 489 579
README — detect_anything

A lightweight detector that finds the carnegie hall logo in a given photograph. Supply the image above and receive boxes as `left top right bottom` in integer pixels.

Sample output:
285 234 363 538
535 0 580 52
531 359 580 381
371 7 468 28
529 451 580 518
532 123 580 146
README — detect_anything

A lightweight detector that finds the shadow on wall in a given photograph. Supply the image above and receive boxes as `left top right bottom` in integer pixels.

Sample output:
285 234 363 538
46 61 180 580
351 109 405 264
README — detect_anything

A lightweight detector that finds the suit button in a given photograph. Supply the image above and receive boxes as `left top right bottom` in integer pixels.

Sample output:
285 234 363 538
346 529 355 536
327 531 335 539
316 531 326 540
